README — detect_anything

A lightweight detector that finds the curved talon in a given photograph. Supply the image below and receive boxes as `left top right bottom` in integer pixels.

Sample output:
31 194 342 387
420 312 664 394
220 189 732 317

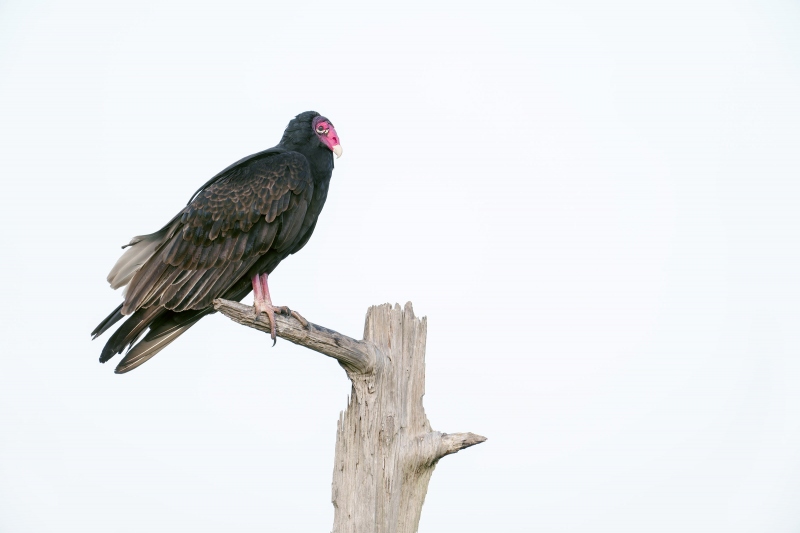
266 308 277 344
253 301 278 344
251 273 304 347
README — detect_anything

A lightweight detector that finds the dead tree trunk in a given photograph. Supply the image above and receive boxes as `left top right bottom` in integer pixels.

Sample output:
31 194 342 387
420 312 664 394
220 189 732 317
214 299 485 533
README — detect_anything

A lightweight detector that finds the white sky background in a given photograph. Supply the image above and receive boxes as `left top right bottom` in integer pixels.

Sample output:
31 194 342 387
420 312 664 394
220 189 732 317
1 0 800 531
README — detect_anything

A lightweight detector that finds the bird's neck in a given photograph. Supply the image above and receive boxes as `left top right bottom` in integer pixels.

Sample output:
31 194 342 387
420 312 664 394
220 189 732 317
284 142 333 183
309 151 334 183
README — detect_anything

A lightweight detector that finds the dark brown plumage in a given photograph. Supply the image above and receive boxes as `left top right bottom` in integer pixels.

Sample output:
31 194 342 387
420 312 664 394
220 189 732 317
92 111 342 373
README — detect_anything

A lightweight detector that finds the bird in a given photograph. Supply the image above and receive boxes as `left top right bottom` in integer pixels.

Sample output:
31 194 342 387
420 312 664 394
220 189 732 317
92 111 342 374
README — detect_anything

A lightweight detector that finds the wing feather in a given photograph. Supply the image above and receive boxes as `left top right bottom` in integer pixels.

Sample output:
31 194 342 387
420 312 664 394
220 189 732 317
171 268 223 310
255 219 279 254
118 151 313 317
273 197 309 252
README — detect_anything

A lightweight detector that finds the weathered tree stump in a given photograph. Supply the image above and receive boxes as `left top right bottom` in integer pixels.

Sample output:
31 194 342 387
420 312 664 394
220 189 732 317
214 299 485 533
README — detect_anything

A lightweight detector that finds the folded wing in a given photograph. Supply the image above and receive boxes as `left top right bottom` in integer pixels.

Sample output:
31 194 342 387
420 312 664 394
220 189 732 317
96 150 314 370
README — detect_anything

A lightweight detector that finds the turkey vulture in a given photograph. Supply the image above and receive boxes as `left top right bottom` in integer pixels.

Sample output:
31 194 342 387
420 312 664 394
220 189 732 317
92 111 342 373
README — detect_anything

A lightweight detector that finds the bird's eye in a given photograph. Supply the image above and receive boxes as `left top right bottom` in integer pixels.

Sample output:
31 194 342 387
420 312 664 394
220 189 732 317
316 125 326 134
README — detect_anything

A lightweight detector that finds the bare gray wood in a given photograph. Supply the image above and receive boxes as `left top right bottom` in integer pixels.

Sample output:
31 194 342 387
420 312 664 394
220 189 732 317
213 299 374 373
213 298 486 533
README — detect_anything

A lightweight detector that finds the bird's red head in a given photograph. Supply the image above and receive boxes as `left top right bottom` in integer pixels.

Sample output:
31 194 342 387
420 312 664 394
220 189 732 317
312 116 342 158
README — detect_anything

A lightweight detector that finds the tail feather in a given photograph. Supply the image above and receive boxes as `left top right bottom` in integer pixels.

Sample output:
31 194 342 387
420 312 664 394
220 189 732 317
94 273 255 372
91 303 124 339
114 324 194 374
114 308 212 373
99 306 163 363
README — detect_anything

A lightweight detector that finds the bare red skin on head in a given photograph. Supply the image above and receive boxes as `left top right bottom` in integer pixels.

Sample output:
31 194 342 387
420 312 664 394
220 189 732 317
312 116 341 152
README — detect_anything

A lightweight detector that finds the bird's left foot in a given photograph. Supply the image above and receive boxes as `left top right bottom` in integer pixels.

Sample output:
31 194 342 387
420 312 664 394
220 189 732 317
251 273 308 345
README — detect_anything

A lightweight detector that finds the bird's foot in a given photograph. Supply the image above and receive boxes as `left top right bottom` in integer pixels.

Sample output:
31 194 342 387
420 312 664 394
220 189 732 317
253 300 280 346
271 306 308 328
251 272 308 346
252 303 308 345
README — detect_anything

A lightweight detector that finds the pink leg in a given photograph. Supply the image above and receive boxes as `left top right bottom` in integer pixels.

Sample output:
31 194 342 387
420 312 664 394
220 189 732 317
252 274 264 303
259 273 272 304
251 272 308 345
252 273 279 343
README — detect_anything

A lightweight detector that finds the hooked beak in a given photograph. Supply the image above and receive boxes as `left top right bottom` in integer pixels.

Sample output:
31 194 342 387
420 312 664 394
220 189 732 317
314 118 342 158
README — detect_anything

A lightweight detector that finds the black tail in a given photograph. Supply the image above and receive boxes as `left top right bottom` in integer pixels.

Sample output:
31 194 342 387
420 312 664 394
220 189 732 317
97 306 165 364
93 278 253 373
113 309 211 373
91 303 124 339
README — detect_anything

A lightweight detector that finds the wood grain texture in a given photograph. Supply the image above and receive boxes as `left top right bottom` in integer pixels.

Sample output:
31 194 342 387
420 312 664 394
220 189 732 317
213 299 486 532
213 299 374 373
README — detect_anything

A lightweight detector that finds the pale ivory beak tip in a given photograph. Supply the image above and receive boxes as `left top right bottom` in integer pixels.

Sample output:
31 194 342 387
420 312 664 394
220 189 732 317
333 145 343 159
